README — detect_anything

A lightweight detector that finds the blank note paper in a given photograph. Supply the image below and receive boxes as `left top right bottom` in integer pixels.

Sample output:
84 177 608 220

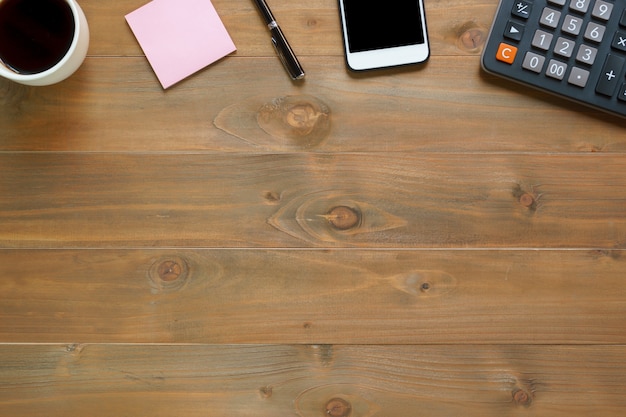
125 0 236 89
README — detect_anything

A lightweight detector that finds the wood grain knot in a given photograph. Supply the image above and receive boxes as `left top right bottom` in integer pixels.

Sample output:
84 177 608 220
326 206 361 231
65 343 85 353
325 398 351 417
158 260 183 282
512 388 533 407
513 185 540 211
263 191 282 204
268 191 407 245
392 271 457 298
257 95 331 149
455 22 486 53
259 386 273 398
148 256 189 293
518 193 535 208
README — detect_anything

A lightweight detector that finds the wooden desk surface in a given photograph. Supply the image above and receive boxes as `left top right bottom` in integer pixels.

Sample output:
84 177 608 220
1 0 625 415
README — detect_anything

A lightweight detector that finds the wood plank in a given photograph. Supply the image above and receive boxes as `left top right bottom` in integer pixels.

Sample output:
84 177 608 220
1 154 625 249
83 0 498 57
2 57 623 152
1 249 624 343
1 344 625 416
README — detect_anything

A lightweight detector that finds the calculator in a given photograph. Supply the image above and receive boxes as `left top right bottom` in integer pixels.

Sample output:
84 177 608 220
481 0 626 118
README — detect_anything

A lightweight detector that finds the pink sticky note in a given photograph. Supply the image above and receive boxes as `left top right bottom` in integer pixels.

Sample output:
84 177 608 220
125 0 236 88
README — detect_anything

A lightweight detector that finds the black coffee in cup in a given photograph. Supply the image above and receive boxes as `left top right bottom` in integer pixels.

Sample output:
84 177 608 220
0 0 75 74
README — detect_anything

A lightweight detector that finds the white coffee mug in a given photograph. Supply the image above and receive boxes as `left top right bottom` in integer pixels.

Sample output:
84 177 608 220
0 0 89 86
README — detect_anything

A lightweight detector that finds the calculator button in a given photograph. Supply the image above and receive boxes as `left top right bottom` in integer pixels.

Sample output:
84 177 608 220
554 37 575 58
596 54 625 96
568 67 590 87
592 1 613 21
621 10 626 28
548 0 566 6
584 22 606 43
618 84 626 102
540 8 562 29
504 21 525 41
576 44 598 65
523 52 547 73
612 31 626 52
546 59 568 80
512 1 533 19
496 43 518 64
569 0 591 14
532 30 554 50
562 15 583 36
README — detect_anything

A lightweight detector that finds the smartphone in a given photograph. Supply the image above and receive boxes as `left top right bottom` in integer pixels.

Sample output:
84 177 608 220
338 0 430 71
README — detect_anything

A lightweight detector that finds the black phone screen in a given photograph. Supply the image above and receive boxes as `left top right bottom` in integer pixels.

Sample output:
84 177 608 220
342 0 425 53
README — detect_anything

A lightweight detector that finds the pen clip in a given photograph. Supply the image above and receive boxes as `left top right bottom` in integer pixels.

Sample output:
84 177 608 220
270 27 305 80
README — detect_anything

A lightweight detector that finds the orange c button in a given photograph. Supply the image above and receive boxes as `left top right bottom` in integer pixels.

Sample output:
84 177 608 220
496 43 518 64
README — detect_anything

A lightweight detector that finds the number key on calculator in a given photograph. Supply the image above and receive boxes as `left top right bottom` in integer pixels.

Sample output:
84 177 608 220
482 0 626 118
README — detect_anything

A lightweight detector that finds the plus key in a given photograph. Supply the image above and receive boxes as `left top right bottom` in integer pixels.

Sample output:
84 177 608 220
596 54 625 97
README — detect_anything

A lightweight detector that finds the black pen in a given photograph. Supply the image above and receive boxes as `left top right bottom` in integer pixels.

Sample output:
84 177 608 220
252 0 305 80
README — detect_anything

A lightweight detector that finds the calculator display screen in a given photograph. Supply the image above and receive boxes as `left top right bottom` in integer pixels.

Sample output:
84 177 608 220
342 0 425 52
